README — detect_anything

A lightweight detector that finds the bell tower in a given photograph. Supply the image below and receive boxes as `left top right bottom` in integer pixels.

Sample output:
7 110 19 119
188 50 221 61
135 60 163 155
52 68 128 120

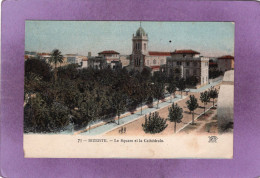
131 23 148 71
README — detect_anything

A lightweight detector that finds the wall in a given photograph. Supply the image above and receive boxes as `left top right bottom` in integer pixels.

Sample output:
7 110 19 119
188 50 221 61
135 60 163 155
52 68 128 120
217 70 234 133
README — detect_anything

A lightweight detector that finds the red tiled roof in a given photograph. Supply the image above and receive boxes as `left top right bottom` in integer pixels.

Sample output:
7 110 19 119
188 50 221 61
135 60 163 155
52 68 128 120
150 66 160 69
209 62 217 65
217 55 234 59
171 50 200 55
38 52 51 56
149 51 171 56
98 50 119 54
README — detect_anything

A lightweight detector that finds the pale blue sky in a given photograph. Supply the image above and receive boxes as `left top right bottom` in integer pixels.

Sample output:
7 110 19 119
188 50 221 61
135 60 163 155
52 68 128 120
25 21 234 57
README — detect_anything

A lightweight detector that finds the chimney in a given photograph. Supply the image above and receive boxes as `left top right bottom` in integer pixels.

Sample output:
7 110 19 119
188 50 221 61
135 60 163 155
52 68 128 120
88 52 91 58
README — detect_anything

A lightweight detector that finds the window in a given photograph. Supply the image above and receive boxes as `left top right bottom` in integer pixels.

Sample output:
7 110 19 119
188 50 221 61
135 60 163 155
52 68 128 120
186 69 189 76
146 60 149 65
153 59 156 64
160 59 164 64
186 62 190 66
193 69 196 75
183 54 186 58
193 62 197 66
177 61 182 65
135 57 140 66
144 43 146 50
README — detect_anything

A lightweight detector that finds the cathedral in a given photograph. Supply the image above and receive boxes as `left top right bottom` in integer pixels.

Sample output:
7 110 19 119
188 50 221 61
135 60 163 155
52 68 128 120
125 26 171 73
125 25 210 87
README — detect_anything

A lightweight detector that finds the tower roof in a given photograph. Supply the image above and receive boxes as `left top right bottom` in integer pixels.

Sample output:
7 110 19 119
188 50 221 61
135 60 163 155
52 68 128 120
136 27 146 36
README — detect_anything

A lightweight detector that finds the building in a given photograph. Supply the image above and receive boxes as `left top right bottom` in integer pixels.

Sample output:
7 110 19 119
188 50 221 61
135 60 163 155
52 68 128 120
81 57 88 68
98 50 122 69
217 55 234 72
119 55 130 67
88 56 107 69
125 26 170 73
65 54 83 66
162 49 209 86
37 52 51 62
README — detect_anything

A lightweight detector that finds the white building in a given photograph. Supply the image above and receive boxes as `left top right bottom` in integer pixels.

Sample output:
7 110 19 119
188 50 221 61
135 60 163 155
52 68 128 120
163 50 209 86
98 50 122 69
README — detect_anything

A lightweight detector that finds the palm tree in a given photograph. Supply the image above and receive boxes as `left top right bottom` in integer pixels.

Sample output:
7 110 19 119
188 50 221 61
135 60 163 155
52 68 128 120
49 49 63 81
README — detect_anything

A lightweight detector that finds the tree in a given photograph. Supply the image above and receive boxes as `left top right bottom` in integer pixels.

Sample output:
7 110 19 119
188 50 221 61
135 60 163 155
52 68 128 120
141 67 152 81
135 82 149 114
112 91 127 125
49 49 64 81
152 82 165 109
167 82 176 102
168 103 183 133
24 94 70 133
177 78 186 98
209 88 218 107
200 91 210 115
142 112 168 134
186 76 199 86
186 95 199 124
25 57 52 82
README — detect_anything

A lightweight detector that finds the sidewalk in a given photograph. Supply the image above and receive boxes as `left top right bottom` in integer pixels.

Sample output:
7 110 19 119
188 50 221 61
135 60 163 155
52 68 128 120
80 95 186 135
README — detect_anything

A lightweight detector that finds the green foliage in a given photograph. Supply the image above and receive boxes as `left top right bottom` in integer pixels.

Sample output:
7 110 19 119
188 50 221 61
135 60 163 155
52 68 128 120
24 94 70 133
186 95 199 112
168 103 183 123
49 49 64 67
209 88 218 107
200 91 210 105
152 71 167 84
185 76 199 86
24 48 166 133
186 95 198 124
167 81 177 102
58 64 79 80
176 78 186 98
209 88 218 99
25 58 52 81
200 91 210 114
152 82 165 108
142 112 168 134
209 68 223 79
168 103 183 133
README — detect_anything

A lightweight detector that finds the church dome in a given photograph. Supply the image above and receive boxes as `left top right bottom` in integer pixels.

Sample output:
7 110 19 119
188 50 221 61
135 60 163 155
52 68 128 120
136 27 146 36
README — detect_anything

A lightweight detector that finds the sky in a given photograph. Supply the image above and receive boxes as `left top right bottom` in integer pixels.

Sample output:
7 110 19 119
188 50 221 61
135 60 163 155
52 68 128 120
25 21 234 57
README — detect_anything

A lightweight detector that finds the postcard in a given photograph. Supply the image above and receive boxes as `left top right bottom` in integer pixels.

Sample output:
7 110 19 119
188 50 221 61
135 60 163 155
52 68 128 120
23 21 234 158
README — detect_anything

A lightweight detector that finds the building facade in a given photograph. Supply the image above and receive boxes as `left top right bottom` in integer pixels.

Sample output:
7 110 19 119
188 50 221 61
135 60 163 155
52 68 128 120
88 56 107 69
98 50 122 69
125 26 170 73
217 55 234 72
162 50 209 86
